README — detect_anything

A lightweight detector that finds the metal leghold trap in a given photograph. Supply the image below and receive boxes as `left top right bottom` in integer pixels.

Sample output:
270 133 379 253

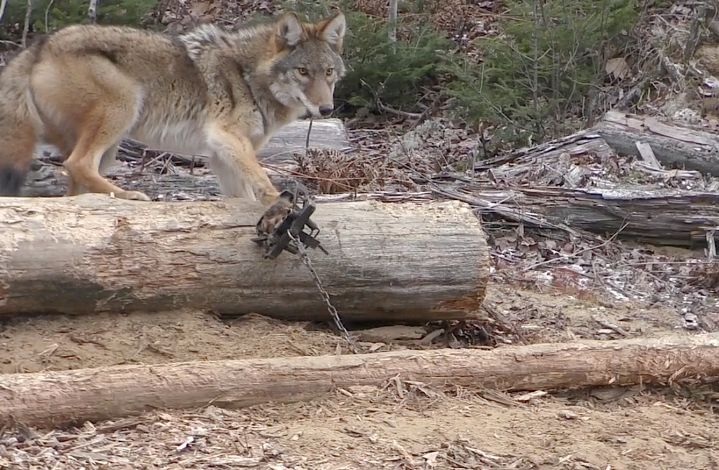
252 189 329 260
251 186 356 353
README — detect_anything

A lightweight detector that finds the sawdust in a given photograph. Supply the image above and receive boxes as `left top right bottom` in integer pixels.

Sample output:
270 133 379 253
0 311 342 374
2 283 716 469
1 380 718 469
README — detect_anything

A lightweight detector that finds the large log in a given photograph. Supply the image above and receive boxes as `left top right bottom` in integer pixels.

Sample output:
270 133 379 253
0 194 488 321
2 333 718 428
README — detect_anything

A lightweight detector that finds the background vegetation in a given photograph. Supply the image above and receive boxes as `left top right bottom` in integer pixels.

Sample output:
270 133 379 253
0 0 640 151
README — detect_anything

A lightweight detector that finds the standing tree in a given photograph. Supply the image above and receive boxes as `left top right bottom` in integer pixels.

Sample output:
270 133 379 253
0 0 8 24
388 0 398 53
88 0 97 22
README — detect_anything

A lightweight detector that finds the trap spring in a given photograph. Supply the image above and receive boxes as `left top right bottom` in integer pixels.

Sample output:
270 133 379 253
252 190 328 260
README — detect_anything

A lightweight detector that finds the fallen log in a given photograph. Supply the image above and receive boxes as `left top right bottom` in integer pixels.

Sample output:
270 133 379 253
594 110 719 176
476 111 719 177
2 333 718 428
434 185 719 248
0 194 488 322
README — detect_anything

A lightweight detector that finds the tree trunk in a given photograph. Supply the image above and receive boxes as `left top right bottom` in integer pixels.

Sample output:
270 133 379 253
87 0 98 23
2 333 718 428
0 194 488 322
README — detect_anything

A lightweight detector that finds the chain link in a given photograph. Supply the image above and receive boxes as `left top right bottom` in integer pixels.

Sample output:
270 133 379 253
288 232 357 353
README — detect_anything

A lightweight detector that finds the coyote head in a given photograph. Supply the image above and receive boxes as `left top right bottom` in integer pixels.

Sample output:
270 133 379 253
267 12 347 118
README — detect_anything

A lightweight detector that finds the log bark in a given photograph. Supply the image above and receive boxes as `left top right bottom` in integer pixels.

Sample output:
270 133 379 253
0 194 488 321
594 110 719 176
2 333 718 428
434 185 719 248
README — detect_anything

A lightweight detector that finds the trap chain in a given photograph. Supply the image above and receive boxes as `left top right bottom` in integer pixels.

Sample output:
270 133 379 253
252 190 357 352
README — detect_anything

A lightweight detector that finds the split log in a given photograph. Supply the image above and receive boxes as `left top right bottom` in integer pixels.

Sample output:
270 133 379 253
433 185 719 248
258 118 351 164
594 110 719 176
23 118 351 198
2 333 718 428
0 194 488 322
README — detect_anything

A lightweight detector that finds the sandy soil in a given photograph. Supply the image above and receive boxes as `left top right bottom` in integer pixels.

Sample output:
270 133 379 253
2 283 716 470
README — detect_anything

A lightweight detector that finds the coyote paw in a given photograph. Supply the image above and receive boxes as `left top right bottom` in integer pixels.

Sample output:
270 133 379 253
115 190 151 201
258 191 295 235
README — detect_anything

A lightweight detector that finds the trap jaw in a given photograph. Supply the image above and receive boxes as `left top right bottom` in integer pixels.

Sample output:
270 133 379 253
252 190 329 260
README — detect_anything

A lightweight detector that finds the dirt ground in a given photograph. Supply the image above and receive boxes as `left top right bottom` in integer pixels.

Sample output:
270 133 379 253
2 282 717 470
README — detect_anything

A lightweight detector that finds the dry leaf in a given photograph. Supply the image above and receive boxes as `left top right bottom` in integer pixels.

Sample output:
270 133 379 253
605 57 630 80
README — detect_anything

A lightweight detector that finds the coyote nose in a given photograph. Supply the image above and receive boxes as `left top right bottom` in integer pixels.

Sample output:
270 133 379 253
319 104 334 117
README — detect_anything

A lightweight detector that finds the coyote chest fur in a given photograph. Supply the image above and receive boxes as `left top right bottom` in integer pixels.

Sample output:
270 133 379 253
0 12 346 206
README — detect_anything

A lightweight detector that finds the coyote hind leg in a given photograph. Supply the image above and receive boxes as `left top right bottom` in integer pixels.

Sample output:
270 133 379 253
31 56 149 201
64 131 148 200
0 118 35 197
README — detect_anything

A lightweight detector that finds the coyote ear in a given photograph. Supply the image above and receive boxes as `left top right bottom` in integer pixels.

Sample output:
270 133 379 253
320 12 346 52
278 13 304 48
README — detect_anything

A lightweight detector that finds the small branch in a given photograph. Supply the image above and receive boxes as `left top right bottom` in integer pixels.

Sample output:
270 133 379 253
44 0 55 33
592 315 630 336
377 101 421 119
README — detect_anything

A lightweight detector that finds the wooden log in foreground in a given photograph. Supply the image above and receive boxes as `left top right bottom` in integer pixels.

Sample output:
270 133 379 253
2 333 719 428
0 194 488 322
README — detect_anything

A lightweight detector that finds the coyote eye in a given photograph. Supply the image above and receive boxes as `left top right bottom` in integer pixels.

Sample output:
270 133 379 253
298 67 308 75
326 68 334 76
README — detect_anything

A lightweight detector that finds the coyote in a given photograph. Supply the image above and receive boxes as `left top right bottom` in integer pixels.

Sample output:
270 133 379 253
0 11 346 213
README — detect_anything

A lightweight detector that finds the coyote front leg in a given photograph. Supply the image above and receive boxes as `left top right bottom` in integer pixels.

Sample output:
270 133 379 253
206 126 280 205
